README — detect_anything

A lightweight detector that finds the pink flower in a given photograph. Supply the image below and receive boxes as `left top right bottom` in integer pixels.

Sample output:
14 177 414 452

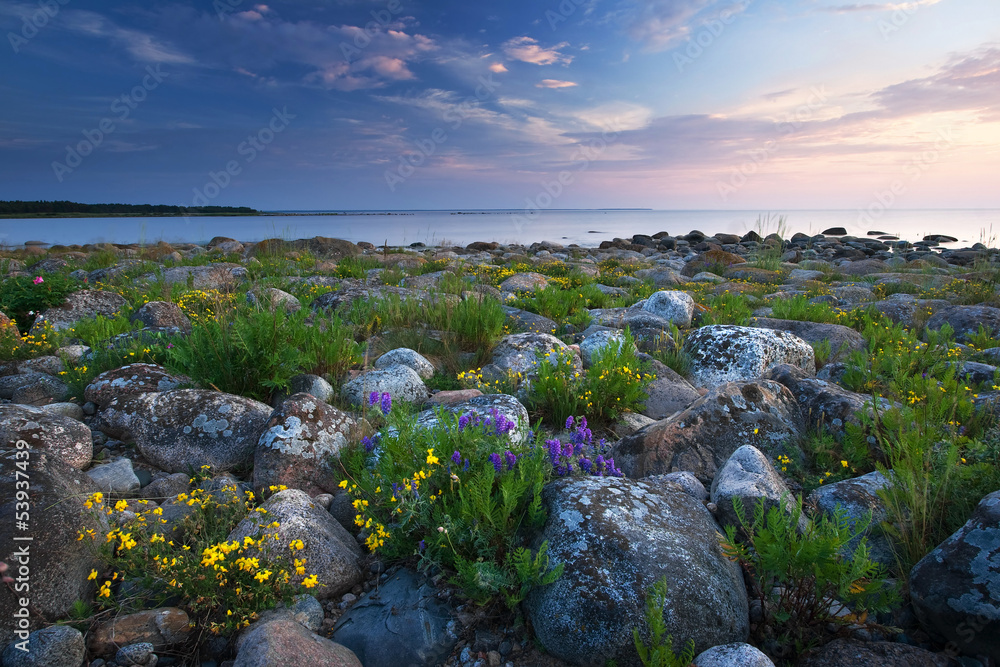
32 276 43 285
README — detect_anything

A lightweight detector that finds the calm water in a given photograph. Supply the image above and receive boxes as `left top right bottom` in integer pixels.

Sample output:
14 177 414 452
2 209 999 248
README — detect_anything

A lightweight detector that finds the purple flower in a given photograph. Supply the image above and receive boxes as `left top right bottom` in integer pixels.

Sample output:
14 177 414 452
369 391 379 406
565 416 575 429
463 458 470 472
458 414 471 431
562 442 575 459
579 457 593 473
362 436 376 453
504 450 517 470
380 392 392 415
451 450 462 466
595 455 606 475
489 452 502 473
418 539 426 552
546 439 561 466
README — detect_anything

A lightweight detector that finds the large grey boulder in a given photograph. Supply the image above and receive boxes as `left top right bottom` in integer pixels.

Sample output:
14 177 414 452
234 618 362 667
129 300 192 333
0 404 92 469
84 363 191 409
525 476 749 666
807 471 894 568
927 305 1000 343
640 364 701 421
613 380 804 485
751 318 866 363
331 568 459 667
483 332 581 384
30 289 127 334
0 450 104 645
254 393 356 496
373 348 434 380
1 625 86 667
414 394 530 446
153 263 247 289
498 272 548 293
97 389 272 473
684 325 815 388
694 642 774 667
910 490 1000 660
641 290 695 328
710 445 801 534
341 365 429 406
579 330 628 368
767 364 888 434
228 489 363 599
246 287 302 314
796 638 950 666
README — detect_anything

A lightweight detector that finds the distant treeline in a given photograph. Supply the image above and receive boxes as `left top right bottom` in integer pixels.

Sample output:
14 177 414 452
0 200 260 217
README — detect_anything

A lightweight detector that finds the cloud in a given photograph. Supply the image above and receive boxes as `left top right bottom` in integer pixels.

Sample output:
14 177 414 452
59 10 196 64
536 79 578 88
502 36 572 65
819 0 942 13
489 62 508 73
614 0 731 52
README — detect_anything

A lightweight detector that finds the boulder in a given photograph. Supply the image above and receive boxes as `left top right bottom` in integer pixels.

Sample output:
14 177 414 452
579 330 628 368
0 404 92 469
129 300 192 333
910 490 1000 659
684 325 815 388
30 289 127 333
247 287 302 314
641 290 695 328
710 445 801 534
504 308 559 335
612 380 804 485
285 374 335 404
767 364 886 434
927 305 1000 343
254 594 324 633
641 366 701 421
0 626 86 667
341 365 429 406
414 394 531 446
227 489 363 599
483 332 581 384
499 272 549 293
254 393 357 496
681 250 746 277
331 568 459 667
234 619 362 667
642 471 708 503
84 363 191 409
154 263 247 288
525 476 749 665
797 638 950 666
750 318 865 363
633 267 683 287
373 348 434 380
693 642 775 666
0 450 104 645
3 374 69 406
86 457 141 495
97 389 272 473
807 471 894 568
88 607 191 656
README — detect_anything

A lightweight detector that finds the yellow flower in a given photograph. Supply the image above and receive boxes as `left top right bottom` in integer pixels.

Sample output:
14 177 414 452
88 569 98 580
841 460 849 468
426 449 440 466
289 539 305 551
302 574 319 588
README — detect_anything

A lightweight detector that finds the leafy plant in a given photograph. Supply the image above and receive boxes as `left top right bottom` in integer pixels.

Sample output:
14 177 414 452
632 577 696 667
0 273 83 333
769 295 845 325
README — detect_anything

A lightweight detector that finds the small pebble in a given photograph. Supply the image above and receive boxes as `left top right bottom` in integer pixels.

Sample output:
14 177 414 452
341 593 357 604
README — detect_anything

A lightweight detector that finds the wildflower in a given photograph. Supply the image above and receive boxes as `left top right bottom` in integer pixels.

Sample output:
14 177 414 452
302 574 319 588
368 391 379 407
87 569 98 580
380 392 392 415
426 449 440 466
289 539 305 551
489 452 503 473
565 416 574 429
32 276 43 285
451 450 462 466
841 460 849 468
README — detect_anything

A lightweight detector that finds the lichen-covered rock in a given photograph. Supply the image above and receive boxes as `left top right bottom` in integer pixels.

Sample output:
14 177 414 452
373 348 434 380
681 250 746 277
642 471 708 503
484 332 581 383
684 325 815 388
807 471 894 568
234 618 362 667
254 393 356 496
97 389 272 473
0 404 92 469
641 290 695 328
153 263 247 288
710 445 802 534
30 289 127 333
503 308 559 335
579 330 628 368
0 450 104 645
88 607 191 655
751 318 866 363
909 490 1000 659
0 372 70 406
285 374 335 404
84 363 191 409
693 642 774 666
0 625 86 667
499 272 549 293
525 476 748 666
796 638 950 666
612 380 804 485
331 568 459 667
414 393 530 446
767 364 887 434
129 300 192 333
228 489 363 599
927 305 1000 343
341 365 429 406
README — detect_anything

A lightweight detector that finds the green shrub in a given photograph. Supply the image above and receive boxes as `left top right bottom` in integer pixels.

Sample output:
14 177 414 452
0 273 83 333
769 295 846 325
700 292 753 326
722 496 897 659
335 255 387 279
632 577 696 667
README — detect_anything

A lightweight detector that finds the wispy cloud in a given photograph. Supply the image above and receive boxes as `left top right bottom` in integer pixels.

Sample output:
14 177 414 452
819 0 942 13
536 79 578 88
502 36 572 65
60 10 196 64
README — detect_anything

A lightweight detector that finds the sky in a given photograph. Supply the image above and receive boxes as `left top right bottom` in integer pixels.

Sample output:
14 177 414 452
0 0 998 212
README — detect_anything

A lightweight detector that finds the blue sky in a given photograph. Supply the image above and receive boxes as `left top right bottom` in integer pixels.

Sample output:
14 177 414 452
1 0 998 211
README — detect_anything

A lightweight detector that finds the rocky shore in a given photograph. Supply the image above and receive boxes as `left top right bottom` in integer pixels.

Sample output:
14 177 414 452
2 229 1000 667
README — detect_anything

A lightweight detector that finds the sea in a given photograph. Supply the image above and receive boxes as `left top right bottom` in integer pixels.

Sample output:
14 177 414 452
1 209 999 248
